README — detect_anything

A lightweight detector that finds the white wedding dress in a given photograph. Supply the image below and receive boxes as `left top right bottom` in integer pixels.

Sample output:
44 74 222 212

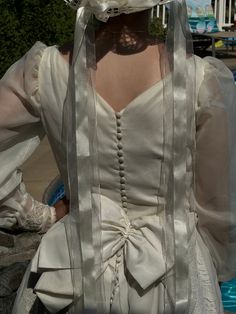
0 42 235 313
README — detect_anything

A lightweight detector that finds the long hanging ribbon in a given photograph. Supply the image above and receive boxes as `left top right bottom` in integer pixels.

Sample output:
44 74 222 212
162 0 195 312
172 1 189 311
65 6 104 314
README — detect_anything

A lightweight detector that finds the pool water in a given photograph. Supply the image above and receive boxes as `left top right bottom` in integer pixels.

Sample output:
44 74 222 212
221 279 236 313
232 70 236 82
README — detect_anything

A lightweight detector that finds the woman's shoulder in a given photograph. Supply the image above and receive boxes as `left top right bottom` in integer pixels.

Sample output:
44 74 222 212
26 42 71 89
194 54 235 115
194 54 234 83
193 55 235 104
15 41 72 104
26 41 72 69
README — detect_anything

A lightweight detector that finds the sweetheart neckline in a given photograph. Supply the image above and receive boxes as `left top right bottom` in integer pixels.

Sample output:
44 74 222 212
96 79 164 115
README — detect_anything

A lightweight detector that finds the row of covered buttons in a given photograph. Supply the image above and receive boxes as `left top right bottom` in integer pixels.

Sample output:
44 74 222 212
115 112 128 210
110 251 122 307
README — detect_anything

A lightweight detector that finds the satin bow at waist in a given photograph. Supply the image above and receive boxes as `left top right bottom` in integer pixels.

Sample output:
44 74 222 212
101 196 167 289
31 195 168 312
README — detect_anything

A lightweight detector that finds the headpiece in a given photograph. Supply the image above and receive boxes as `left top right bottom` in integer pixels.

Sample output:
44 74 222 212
64 0 171 21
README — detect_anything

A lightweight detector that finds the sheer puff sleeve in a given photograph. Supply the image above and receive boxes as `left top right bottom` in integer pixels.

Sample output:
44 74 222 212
195 56 236 282
0 42 56 233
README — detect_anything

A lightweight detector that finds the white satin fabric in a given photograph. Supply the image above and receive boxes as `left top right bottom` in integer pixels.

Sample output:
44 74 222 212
65 0 166 21
15 197 222 314
0 42 234 313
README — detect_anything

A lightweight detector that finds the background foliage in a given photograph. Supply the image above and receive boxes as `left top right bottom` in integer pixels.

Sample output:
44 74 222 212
0 1 167 78
0 0 75 77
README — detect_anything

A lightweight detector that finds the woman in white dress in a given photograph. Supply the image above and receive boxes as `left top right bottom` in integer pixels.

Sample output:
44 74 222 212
0 0 236 313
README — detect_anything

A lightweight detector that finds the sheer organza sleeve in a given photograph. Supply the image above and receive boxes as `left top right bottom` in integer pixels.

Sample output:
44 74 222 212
195 56 236 282
0 42 56 233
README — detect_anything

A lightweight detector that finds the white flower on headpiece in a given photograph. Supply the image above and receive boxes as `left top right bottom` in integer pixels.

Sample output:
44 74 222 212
64 0 165 21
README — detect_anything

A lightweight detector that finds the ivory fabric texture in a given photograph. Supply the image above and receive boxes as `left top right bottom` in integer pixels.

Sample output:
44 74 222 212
0 42 234 313
65 0 169 21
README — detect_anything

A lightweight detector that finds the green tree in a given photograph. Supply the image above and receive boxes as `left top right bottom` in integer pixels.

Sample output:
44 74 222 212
0 0 75 77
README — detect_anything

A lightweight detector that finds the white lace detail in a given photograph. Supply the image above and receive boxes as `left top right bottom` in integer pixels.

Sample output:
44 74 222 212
64 0 165 21
189 235 224 314
64 0 81 10
0 182 56 233
22 288 37 312
110 251 122 310
11 183 57 233
17 197 56 233
95 6 142 21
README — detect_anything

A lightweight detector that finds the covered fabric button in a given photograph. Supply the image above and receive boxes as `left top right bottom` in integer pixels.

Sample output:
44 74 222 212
118 157 124 164
117 143 123 149
117 250 122 257
117 127 122 133
121 196 128 202
120 178 126 184
121 190 126 197
119 165 125 171
120 184 126 190
119 171 125 177
117 134 122 140
122 202 128 208
116 256 122 264
115 112 121 119
117 151 123 157
116 120 121 127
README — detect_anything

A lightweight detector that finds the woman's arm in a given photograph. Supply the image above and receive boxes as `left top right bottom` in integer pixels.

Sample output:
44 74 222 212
0 42 57 233
195 57 236 281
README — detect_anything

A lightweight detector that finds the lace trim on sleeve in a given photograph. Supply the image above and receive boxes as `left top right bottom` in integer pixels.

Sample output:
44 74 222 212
24 41 47 108
16 196 57 233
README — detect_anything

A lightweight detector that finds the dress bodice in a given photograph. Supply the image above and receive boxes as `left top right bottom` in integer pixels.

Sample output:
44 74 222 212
37 45 169 218
96 82 165 219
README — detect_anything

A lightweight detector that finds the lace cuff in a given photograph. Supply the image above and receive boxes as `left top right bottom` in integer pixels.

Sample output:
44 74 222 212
16 196 57 233
0 182 56 233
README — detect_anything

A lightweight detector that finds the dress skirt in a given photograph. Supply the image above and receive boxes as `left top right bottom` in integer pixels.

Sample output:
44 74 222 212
13 213 224 314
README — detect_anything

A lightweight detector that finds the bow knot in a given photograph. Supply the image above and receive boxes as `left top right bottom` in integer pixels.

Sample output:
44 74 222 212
122 220 134 239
